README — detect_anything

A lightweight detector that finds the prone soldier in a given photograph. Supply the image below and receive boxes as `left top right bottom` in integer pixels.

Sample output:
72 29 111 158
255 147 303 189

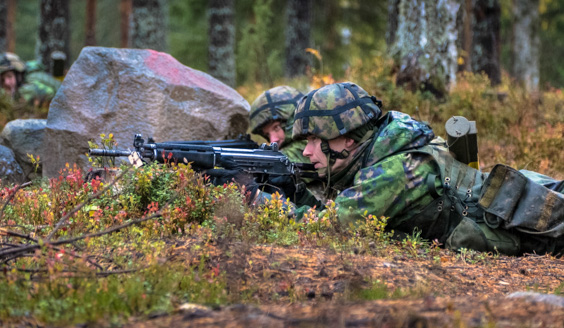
263 82 564 256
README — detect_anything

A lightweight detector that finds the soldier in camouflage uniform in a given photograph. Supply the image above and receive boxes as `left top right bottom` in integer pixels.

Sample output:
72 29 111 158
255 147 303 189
249 86 309 163
287 82 564 256
0 52 26 99
0 52 61 108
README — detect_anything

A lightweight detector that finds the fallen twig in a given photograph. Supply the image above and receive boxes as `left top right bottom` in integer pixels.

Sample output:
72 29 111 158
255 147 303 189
16 267 141 277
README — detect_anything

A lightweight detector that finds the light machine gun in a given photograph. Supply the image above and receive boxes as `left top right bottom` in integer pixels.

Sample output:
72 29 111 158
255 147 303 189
88 134 318 184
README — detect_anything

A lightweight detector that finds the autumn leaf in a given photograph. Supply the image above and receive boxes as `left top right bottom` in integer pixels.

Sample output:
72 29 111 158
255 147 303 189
306 48 322 61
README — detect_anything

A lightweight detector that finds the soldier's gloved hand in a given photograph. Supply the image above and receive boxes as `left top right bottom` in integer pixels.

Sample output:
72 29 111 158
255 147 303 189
205 168 241 186
266 175 298 202
204 157 253 186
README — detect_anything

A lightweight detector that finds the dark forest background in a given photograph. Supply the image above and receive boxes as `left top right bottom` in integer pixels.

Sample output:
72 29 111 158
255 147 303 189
4 0 564 89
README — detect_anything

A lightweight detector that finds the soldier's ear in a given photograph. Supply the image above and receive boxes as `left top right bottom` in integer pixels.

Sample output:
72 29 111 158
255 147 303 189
344 137 356 149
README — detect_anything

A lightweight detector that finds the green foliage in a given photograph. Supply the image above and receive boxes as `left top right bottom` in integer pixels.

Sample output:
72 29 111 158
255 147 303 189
13 2 39 60
456 247 499 265
312 0 388 78
87 133 118 167
241 192 300 245
0 93 48 129
353 279 390 301
0 262 227 326
168 0 209 71
236 0 282 86
26 153 41 174
555 281 564 296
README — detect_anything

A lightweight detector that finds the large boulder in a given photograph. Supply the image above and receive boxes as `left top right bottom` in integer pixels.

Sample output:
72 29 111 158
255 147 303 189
0 119 46 180
43 47 250 178
0 145 26 185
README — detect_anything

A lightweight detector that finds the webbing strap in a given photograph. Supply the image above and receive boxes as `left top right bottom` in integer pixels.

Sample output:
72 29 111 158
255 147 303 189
300 91 316 134
426 174 441 199
294 97 376 120
343 83 378 118
343 83 360 99
249 93 303 120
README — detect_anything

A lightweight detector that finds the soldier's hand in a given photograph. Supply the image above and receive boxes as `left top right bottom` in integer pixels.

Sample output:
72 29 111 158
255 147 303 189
266 175 298 201
204 157 254 186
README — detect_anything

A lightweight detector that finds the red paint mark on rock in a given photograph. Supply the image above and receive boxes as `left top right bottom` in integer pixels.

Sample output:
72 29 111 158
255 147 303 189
143 49 234 95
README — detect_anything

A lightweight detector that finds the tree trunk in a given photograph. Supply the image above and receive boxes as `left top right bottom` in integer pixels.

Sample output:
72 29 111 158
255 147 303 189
388 0 461 96
285 0 312 78
37 0 70 73
6 0 14 52
386 0 400 47
130 0 167 52
471 0 501 85
0 0 6 52
85 0 97 46
0 0 16 53
512 0 539 92
456 0 472 72
208 0 235 87
120 0 132 48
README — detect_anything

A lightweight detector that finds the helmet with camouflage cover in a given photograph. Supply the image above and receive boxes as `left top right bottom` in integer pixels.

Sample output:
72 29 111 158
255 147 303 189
0 52 26 74
292 82 382 141
249 86 304 137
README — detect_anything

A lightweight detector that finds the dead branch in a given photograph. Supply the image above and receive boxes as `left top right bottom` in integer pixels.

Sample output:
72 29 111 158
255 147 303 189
16 267 141 277
0 228 38 242
0 211 163 259
52 211 163 246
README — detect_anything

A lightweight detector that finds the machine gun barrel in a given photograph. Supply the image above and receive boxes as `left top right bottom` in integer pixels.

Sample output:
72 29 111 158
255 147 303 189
88 149 132 157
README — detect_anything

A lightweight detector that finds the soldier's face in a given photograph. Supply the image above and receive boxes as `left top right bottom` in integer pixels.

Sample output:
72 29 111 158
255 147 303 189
1 71 17 96
303 135 356 177
261 120 286 147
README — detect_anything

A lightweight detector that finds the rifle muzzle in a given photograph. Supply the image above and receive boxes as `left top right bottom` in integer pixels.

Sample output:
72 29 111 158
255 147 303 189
88 149 132 157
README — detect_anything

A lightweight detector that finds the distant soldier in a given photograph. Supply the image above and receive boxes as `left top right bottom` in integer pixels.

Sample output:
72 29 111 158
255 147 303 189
264 82 564 256
249 86 309 163
0 52 26 99
0 52 61 109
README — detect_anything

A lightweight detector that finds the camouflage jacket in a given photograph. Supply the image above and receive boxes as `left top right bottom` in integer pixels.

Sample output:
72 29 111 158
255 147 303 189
327 111 437 225
280 126 309 163
18 71 61 107
295 111 436 219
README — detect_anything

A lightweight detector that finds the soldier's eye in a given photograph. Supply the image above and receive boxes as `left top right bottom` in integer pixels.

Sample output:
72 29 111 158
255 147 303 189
306 135 319 142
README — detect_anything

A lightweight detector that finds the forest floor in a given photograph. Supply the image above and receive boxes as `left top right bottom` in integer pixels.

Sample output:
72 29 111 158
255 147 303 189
124 237 564 328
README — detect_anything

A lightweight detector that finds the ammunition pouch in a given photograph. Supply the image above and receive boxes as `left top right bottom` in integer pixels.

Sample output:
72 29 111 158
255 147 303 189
479 164 564 238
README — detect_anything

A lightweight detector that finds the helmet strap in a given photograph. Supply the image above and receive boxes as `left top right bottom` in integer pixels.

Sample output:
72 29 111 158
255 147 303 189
324 152 332 195
320 140 350 166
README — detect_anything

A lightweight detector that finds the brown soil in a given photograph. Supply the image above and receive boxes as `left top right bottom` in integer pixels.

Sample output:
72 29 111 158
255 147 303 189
128 238 564 328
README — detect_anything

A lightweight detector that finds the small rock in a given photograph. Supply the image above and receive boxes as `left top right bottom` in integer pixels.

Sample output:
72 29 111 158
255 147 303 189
507 291 564 308
178 303 212 321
